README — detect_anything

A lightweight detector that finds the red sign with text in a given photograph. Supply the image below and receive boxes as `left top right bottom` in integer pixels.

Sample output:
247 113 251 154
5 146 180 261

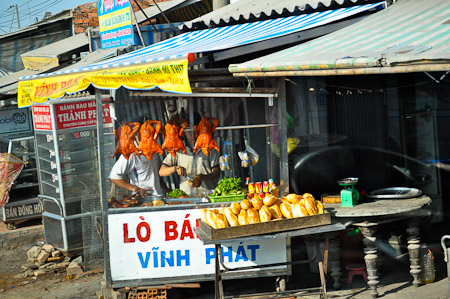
32 100 112 131
32 105 52 131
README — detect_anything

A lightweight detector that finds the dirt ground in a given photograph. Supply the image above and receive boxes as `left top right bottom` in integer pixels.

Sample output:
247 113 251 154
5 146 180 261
0 219 103 299
1 219 450 299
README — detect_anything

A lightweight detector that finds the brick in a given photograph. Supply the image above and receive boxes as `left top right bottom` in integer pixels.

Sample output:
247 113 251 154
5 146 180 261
42 244 54 252
36 250 50 263
51 250 62 257
73 18 84 24
88 13 98 18
66 265 83 275
33 269 46 277
27 246 41 259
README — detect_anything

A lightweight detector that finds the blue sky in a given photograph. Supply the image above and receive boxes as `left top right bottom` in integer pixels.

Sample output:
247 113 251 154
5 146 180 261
0 0 95 34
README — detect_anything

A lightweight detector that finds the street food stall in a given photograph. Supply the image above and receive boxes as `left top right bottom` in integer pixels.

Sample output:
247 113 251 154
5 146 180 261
16 53 302 294
13 10 354 294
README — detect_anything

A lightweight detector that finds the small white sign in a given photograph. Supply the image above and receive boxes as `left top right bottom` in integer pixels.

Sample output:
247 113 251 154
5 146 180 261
108 208 287 281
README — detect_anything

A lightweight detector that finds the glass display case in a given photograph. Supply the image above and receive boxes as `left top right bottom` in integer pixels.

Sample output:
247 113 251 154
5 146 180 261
0 135 41 229
32 98 114 253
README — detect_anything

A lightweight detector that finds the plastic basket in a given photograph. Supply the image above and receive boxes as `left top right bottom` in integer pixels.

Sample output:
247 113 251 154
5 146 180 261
208 194 246 203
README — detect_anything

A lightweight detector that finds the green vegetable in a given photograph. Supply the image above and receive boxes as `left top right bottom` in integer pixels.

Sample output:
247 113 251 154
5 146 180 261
166 189 187 198
212 177 244 196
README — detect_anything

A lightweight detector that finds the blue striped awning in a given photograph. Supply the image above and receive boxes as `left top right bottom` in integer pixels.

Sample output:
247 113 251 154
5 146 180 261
20 2 383 81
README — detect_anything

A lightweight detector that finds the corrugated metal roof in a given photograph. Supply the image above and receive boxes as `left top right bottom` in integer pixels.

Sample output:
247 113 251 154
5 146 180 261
20 2 383 81
20 33 89 59
182 0 382 29
135 0 204 23
2 48 120 94
229 0 450 75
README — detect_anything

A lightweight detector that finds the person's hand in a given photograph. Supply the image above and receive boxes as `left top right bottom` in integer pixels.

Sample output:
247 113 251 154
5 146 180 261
175 166 186 177
189 174 203 188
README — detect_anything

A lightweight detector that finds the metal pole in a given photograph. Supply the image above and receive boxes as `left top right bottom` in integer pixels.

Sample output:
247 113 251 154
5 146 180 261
14 4 20 29
150 0 176 32
132 0 159 32
26 0 31 24
230 63 450 77
96 90 112 287
131 6 146 47
277 77 288 196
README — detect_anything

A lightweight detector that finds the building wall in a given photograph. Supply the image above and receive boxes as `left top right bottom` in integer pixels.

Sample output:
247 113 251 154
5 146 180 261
72 0 161 34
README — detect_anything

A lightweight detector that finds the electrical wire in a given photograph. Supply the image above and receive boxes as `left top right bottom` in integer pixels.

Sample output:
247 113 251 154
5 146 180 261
0 0 65 28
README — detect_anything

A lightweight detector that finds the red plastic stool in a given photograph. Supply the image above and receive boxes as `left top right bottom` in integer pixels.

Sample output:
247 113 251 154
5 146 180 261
346 263 368 284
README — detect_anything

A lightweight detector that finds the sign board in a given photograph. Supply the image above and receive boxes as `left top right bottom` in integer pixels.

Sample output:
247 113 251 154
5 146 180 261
108 208 287 281
97 0 135 49
4 200 43 221
32 100 112 131
0 108 32 135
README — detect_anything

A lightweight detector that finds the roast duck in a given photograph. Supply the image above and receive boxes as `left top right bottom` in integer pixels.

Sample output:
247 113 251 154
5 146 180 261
194 117 220 156
113 122 141 159
137 120 164 160
109 194 165 208
161 119 188 157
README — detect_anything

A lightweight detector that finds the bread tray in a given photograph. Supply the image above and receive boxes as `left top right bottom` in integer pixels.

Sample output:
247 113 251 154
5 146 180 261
198 211 331 241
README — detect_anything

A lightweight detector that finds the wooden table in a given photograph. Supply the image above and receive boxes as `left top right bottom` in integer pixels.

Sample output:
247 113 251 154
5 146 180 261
197 222 346 299
324 195 432 298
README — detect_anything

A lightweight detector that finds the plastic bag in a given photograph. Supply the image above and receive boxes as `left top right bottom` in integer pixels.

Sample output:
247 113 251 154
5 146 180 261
238 142 259 168
219 154 230 171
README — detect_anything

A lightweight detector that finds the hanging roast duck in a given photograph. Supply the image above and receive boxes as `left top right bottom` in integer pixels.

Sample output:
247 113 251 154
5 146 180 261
137 120 164 160
162 119 188 156
113 122 141 159
194 117 220 156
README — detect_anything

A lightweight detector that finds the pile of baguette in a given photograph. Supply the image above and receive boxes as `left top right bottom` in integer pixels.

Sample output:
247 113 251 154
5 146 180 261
200 193 324 229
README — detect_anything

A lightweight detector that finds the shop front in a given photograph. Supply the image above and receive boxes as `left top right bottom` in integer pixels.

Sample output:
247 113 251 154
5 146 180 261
229 0 450 296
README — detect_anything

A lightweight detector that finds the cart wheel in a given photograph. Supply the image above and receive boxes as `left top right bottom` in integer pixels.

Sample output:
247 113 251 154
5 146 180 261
6 222 16 230
275 276 286 292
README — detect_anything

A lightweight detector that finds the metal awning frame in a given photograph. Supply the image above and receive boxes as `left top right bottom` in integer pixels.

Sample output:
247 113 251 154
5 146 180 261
231 63 450 77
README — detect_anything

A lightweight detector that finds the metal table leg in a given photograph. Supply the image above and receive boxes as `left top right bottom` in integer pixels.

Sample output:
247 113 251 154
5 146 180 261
215 244 224 299
316 238 328 299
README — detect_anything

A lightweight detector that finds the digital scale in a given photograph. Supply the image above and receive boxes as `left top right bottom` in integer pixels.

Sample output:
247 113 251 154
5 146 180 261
337 177 359 207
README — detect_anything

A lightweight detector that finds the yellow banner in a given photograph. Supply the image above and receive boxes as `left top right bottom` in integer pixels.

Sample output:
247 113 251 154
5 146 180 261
22 56 59 71
18 59 192 108
99 7 132 32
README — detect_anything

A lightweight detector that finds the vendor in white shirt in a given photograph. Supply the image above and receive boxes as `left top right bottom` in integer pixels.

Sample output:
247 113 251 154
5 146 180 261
109 148 169 197
159 129 220 197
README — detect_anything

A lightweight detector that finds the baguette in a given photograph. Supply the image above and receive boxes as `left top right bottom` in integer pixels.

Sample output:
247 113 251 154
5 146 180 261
238 210 249 225
259 205 272 222
200 208 208 223
216 213 229 228
247 208 260 224
222 207 239 226
263 194 277 206
268 204 283 219
285 193 301 204
251 196 263 210
230 202 241 215
241 199 252 210
205 210 219 229
280 202 293 218
305 197 318 215
315 200 324 214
